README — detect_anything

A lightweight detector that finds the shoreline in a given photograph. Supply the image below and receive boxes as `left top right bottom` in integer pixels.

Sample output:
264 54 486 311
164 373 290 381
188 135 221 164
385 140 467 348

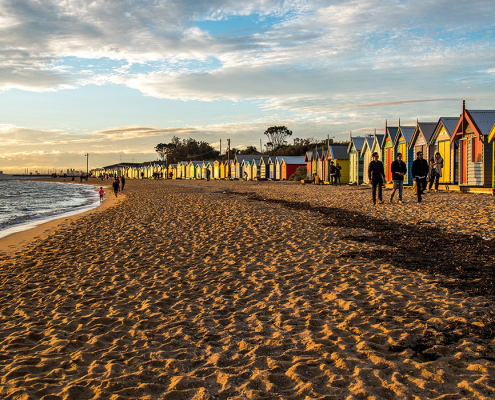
0 179 124 255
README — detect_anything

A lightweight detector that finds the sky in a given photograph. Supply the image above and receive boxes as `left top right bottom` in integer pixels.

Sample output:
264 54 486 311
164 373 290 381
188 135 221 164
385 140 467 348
1 0 495 174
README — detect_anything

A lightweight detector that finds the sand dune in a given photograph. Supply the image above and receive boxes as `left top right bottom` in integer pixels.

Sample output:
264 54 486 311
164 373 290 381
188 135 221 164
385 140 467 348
0 179 494 399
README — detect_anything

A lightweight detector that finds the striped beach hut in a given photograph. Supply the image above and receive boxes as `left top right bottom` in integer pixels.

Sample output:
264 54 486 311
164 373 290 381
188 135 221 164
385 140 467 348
229 159 236 179
488 124 495 187
326 144 350 184
450 102 495 189
347 136 365 185
275 157 283 180
410 122 438 163
213 160 220 179
268 157 276 179
430 117 458 185
382 122 399 183
394 122 415 186
361 135 374 184
304 151 313 179
280 156 306 180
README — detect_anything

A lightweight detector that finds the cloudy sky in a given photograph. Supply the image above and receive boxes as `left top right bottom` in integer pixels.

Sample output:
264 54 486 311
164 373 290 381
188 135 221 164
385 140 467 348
1 0 494 173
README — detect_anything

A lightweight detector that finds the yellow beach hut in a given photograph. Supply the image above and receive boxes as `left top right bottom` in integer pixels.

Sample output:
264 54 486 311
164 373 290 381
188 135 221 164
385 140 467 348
430 117 458 185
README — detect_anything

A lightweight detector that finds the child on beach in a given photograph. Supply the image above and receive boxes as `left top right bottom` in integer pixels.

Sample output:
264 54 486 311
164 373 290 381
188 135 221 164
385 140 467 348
99 187 104 202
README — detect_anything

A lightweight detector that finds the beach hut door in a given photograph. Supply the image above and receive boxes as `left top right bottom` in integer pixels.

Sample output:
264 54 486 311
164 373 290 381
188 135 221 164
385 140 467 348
461 140 467 184
385 148 392 182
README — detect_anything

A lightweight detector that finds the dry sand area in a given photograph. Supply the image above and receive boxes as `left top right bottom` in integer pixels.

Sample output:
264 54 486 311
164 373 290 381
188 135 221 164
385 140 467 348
0 178 494 399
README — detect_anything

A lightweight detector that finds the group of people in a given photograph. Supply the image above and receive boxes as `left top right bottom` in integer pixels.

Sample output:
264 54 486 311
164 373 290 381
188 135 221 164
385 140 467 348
313 162 342 185
368 151 443 204
111 176 126 197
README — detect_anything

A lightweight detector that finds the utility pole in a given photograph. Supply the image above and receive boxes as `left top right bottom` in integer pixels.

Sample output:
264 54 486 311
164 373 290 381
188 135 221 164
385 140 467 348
85 153 89 178
227 139 231 179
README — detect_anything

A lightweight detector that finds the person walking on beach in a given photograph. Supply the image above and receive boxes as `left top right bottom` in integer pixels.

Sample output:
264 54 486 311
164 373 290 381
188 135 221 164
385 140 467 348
390 152 407 203
368 152 385 205
335 163 342 185
99 187 105 202
206 168 211 181
427 159 439 193
329 162 336 185
433 152 443 192
411 151 429 203
121 176 126 192
112 179 119 197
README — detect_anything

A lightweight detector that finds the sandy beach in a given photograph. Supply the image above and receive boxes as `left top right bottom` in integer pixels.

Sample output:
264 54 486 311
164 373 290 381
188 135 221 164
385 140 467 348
0 178 494 399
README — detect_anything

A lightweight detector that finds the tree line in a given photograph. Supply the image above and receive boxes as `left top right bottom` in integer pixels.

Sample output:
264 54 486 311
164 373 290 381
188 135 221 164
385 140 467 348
155 127 349 163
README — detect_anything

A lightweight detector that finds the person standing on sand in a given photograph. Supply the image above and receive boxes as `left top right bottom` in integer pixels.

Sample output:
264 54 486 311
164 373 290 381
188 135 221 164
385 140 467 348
427 159 438 193
329 162 336 185
433 152 443 192
335 163 342 185
390 152 407 203
121 176 126 192
112 179 119 197
206 168 211 181
99 187 105 202
368 152 385 205
411 151 429 203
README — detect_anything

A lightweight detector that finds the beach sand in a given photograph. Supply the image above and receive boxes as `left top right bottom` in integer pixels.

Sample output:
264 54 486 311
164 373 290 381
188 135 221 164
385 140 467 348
0 178 494 399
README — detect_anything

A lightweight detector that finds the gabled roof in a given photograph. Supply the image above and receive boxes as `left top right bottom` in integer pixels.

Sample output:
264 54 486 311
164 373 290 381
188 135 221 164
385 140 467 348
451 109 495 141
260 156 272 164
189 161 203 166
410 122 437 147
373 134 384 150
235 154 266 163
439 117 459 137
361 136 374 154
395 126 415 145
281 156 306 165
348 137 365 153
328 144 350 160
468 111 495 136
383 127 398 147
304 151 313 162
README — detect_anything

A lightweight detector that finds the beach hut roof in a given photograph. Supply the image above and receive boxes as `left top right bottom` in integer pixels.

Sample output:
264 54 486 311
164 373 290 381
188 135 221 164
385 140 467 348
373 134 384 149
260 155 272 164
352 137 366 151
410 122 437 146
329 144 350 160
304 151 313 162
396 126 415 145
467 110 495 136
361 136 374 154
439 117 459 137
383 126 398 147
281 156 306 164
189 161 203 166
235 154 266 163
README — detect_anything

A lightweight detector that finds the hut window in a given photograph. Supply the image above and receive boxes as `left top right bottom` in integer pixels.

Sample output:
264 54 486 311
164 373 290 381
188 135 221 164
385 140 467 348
471 137 482 162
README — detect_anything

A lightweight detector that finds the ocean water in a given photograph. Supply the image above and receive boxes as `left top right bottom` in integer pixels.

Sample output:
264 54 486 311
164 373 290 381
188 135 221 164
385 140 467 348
0 180 101 240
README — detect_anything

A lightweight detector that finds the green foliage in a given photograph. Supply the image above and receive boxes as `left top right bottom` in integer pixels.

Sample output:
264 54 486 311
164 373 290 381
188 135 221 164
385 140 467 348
155 136 220 163
264 126 292 150
289 166 308 181
239 146 259 155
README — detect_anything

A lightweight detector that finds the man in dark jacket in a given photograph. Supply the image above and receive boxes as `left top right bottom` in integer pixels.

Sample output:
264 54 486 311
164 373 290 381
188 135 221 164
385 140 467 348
411 151 429 203
390 153 407 203
368 152 385 205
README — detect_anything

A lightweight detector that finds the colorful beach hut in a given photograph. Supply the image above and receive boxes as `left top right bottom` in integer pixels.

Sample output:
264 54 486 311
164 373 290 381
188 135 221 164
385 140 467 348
213 161 220 179
326 144 350 184
450 102 495 188
347 136 365 185
304 151 313 179
488 124 495 187
361 136 374 184
410 122 437 163
430 117 458 185
280 156 306 180
393 122 415 186
382 122 399 183
259 156 271 179
275 157 283 180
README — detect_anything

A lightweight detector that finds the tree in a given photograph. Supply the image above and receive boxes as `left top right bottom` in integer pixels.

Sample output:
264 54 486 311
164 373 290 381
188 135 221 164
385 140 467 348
264 126 292 150
155 136 219 163
239 146 259 155
155 143 176 162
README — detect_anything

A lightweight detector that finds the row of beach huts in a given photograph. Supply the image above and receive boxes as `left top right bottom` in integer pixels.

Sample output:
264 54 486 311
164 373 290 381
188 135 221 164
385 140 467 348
93 103 495 194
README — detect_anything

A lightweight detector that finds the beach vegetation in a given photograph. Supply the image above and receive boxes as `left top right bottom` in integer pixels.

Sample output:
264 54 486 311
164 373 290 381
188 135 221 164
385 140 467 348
289 166 308 181
264 126 293 150
155 136 220 163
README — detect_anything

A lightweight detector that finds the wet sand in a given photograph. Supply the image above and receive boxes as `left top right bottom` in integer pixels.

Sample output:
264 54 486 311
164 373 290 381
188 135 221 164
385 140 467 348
0 178 494 399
